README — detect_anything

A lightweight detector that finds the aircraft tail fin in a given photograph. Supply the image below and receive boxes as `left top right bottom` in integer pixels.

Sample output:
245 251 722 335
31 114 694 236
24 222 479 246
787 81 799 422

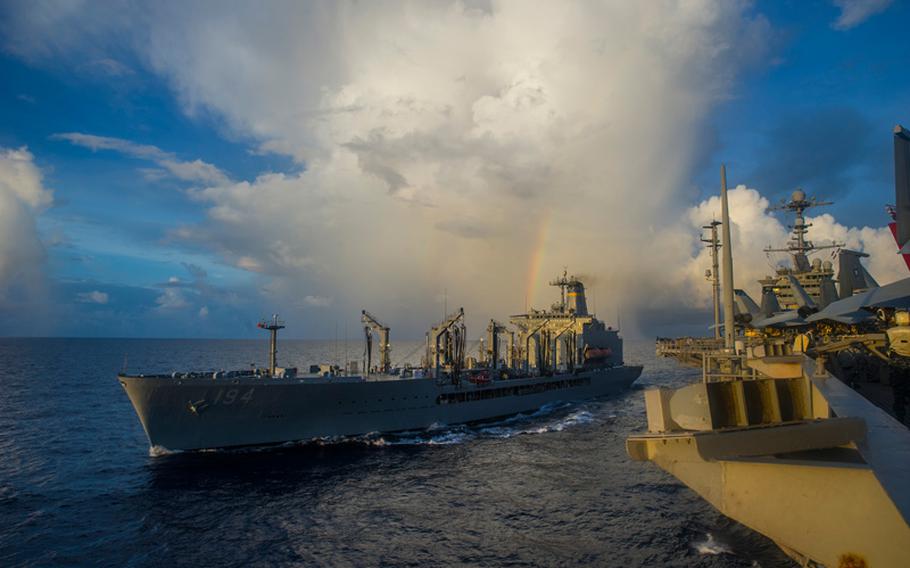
838 249 879 299
733 289 762 324
785 275 818 317
820 278 839 309
760 286 781 317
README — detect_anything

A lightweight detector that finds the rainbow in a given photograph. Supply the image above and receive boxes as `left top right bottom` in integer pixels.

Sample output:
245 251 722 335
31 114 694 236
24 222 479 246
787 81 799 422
524 210 553 309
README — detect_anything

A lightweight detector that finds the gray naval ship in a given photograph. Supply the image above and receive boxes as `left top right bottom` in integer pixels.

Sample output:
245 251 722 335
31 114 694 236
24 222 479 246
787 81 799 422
119 272 642 451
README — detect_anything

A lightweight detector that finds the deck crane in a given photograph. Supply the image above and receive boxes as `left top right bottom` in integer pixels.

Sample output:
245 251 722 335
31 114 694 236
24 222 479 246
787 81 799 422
361 310 391 374
427 307 466 379
522 318 551 374
485 319 514 371
551 317 578 372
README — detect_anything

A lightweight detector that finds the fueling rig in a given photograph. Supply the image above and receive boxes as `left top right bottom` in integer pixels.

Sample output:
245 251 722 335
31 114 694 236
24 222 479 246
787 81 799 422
411 271 624 381
361 310 391 375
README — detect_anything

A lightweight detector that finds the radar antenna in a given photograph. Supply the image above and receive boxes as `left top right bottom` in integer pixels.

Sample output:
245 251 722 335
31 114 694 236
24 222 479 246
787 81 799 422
549 268 570 311
702 220 722 339
765 189 843 271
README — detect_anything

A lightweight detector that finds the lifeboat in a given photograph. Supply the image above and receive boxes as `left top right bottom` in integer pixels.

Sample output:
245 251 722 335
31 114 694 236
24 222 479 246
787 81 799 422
468 371 491 385
584 347 612 361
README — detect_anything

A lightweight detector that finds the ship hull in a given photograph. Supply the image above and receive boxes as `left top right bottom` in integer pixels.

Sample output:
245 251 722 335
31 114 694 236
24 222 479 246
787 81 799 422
120 365 642 451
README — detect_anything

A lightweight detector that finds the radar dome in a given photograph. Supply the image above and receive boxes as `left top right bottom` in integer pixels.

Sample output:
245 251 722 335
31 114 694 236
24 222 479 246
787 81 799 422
792 189 806 202
823 260 833 270
812 258 822 269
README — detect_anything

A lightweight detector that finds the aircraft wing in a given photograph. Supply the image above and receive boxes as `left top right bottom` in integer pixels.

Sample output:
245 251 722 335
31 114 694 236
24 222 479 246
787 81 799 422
752 311 807 329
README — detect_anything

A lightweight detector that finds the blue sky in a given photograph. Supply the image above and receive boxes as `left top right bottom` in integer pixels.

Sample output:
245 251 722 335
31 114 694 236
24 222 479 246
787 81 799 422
0 1 908 338
706 0 910 223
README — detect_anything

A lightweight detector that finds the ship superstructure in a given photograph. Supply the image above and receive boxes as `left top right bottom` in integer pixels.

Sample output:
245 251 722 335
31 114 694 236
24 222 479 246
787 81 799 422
759 189 840 308
508 271 623 374
659 189 882 367
119 272 641 452
758 190 879 310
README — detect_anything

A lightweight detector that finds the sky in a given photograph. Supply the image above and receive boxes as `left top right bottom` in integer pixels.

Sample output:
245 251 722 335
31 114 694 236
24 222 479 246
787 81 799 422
0 0 908 339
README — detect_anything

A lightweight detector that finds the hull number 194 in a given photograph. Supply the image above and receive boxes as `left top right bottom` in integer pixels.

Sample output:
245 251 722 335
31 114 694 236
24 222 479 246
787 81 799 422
212 388 255 405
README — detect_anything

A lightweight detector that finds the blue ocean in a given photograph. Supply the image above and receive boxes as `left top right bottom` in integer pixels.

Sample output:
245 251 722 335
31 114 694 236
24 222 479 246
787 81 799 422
0 338 794 567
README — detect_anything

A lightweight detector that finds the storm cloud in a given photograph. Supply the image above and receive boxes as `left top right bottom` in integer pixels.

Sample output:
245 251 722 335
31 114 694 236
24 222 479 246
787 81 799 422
2 1 903 338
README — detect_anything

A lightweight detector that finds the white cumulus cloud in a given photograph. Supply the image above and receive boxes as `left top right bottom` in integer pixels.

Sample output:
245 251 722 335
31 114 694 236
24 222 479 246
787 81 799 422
121 1 773 335
31 2 907 338
0 146 53 305
831 0 893 30
673 186 906 308
52 132 230 185
155 287 189 310
303 295 333 308
77 290 109 304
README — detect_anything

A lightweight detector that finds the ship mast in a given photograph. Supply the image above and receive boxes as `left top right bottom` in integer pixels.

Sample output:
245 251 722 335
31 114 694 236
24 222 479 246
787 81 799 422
702 221 722 339
549 268 570 312
720 166 736 352
257 314 285 377
765 189 841 271
361 310 391 374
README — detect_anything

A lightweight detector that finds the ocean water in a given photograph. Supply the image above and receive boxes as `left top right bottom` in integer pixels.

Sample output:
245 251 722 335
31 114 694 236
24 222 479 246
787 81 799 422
0 338 795 567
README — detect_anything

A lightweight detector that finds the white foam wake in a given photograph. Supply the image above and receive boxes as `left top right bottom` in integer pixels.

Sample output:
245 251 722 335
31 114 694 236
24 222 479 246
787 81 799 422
693 533 733 555
155 401 604 453
148 445 182 457
365 403 598 446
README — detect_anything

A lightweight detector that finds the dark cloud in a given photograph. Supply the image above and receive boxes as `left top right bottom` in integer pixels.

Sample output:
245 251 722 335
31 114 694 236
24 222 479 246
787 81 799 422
434 218 500 239
181 262 207 280
634 304 718 339
748 107 876 199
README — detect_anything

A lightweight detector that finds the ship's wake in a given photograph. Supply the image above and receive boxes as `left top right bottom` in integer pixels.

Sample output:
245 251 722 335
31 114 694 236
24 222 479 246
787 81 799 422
351 401 600 447
692 532 733 555
149 445 182 457
148 400 617 456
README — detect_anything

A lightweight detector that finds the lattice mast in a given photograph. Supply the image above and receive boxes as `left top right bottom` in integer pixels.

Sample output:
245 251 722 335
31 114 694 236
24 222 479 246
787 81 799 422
765 189 841 271
702 221 722 339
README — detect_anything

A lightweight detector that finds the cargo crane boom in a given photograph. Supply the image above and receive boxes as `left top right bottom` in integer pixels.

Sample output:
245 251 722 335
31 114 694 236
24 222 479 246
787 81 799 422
427 307 466 379
361 310 391 374
486 319 514 371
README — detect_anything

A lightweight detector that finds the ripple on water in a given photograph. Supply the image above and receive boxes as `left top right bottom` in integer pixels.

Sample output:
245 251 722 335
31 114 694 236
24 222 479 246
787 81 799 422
0 339 796 567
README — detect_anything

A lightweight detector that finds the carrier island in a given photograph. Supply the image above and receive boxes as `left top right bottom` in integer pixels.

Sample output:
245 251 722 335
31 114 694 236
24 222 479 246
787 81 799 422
120 272 642 452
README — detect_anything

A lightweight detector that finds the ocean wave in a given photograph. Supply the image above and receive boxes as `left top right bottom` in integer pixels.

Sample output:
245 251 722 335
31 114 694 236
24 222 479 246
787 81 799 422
148 401 604 453
148 445 182 457
363 404 598 446
692 533 733 555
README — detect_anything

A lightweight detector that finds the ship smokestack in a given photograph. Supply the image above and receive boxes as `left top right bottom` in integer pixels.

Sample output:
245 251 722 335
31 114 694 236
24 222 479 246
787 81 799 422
566 280 589 316
549 271 589 316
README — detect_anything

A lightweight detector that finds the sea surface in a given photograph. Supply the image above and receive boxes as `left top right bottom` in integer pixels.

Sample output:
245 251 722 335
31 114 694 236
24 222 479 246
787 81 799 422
0 338 795 567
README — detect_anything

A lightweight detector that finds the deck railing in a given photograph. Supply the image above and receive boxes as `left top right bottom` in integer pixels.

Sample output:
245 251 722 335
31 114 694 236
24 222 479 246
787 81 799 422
655 337 725 357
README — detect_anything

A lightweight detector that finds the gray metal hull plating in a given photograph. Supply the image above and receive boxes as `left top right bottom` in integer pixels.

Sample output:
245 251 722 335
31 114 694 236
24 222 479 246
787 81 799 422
119 366 642 451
